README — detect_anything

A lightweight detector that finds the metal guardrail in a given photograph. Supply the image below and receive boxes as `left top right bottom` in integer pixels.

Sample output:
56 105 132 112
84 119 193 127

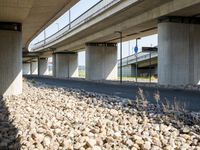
118 52 158 67
31 0 121 51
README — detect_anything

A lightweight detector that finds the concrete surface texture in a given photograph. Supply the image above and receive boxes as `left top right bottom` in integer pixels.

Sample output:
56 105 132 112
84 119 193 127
0 30 22 96
158 22 200 85
86 44 117 80
38 58 48 76
119 61 158 77
23 63 30 75
53 53 78 78
119 65 135 77
31 61 38 75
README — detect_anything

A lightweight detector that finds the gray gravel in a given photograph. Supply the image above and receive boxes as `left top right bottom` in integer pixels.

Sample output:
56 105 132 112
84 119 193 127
0 78 199 150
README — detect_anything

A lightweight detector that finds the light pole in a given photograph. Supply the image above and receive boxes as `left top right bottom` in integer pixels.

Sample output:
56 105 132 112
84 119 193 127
115 31 123 83
149 50 152 83
38 56 40 76
149 44 153 83
134 38 140 83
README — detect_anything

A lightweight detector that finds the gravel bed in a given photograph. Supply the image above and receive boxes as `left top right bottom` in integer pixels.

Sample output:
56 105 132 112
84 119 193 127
0 79 200 150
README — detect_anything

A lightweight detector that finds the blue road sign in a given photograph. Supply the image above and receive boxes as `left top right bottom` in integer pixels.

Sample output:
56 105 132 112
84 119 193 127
134 46 138 54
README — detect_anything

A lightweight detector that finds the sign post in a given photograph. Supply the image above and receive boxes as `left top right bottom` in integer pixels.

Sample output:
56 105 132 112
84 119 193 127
134 38 139 83
149 51 152 83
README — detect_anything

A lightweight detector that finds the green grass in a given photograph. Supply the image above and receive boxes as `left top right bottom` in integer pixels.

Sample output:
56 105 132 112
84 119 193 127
119 76 158 82
79 70 85 78
121 76 150 79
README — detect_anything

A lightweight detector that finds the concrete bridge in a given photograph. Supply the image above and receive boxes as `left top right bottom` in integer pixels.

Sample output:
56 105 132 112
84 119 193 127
27 0 200 86
1 0 200 96
118 52 158 77
0 0 78 96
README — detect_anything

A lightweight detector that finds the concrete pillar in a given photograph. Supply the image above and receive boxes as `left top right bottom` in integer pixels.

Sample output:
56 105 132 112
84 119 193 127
23 63 30 75
53 52 78 78
158 17 200 85
38 58 48 76
0 23 22 96
31 61 38 75
86 43 117 80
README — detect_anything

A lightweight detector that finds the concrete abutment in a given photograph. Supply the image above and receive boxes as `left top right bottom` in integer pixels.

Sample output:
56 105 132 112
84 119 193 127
158 17 200 85
0 23 22 96
23 63 31 75
30 61 38 75
53 52 78 78
85 43 118 81
38 58 48 76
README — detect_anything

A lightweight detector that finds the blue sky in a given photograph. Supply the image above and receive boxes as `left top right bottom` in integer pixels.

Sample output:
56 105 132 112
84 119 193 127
31 0 157 66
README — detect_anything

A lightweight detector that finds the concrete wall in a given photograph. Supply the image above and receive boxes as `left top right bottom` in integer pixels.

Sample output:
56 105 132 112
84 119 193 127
23 63 30 75
158 22 200 85
53 53 78 78
68 54 78 77
86 44 117 80
31 61 38 75
39 58 48 76
0 30 22 96
119 64 157 77
118 64 136 77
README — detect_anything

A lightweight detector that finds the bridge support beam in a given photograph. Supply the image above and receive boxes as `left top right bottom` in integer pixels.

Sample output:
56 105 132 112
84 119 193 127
38 58 48 76
23 63 31 75
53 52 78 78
158 17 200 85
86 43 117 80
0 23 22 96
31 61 38 75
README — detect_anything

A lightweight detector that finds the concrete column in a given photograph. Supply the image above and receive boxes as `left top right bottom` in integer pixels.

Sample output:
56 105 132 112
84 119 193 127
0 23 22 96
31 61 38 75
38 58 48 76
23 63 30 75
86 43 117 80
158 17 200 85
53 52 78 78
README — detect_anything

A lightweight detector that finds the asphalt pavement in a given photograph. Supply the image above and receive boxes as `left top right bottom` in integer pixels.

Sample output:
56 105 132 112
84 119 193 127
24 75 200 112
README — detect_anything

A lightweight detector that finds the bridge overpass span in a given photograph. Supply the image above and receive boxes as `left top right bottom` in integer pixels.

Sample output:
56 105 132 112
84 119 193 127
1 0 200 96
26 0 200 88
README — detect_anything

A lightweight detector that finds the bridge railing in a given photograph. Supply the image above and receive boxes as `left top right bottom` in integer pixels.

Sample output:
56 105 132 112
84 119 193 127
31 0 121 51
118 52 158 67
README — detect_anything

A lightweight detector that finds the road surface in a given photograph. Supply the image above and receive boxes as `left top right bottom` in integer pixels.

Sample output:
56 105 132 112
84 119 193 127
24 76 200 112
